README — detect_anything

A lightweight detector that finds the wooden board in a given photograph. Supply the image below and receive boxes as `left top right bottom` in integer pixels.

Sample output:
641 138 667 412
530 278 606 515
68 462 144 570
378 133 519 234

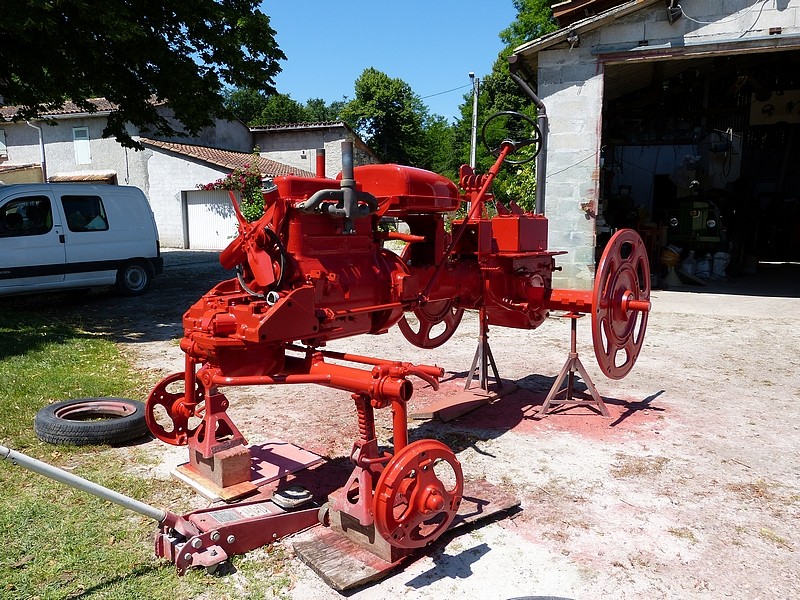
173 441 324 502
292 479 519 592
410 381 517 422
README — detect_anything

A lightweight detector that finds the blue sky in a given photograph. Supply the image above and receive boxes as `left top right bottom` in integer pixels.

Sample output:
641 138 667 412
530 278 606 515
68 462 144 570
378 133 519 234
261 1 519 123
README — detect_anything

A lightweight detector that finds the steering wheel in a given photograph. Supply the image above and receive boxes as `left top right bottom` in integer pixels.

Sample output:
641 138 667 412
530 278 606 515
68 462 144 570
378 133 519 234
481 110 542 165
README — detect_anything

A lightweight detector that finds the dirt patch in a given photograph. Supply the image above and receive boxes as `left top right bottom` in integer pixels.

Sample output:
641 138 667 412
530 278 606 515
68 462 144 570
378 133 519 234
14 251 799 599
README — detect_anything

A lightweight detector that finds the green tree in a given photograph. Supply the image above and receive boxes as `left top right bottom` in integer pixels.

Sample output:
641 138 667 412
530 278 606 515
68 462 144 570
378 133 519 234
451 0 559 209
224 87 270 125
422 114 460 180
304 97 347 122
499 0 560 47
0 0 285 148
341 68 427 166
252 93 308 126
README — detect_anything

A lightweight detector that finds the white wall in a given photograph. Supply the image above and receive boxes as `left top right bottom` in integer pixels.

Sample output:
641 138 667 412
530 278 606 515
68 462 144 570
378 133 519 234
0 117 138 183
145 149 229 247
537 47 605 289
254 127 377 178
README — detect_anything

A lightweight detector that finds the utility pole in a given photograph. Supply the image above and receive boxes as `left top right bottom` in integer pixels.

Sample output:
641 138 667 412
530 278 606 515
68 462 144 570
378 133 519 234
469 72 480 169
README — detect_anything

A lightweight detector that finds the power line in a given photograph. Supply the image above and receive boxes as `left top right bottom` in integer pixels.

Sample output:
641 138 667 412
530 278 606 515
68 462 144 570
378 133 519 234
420 83 472 100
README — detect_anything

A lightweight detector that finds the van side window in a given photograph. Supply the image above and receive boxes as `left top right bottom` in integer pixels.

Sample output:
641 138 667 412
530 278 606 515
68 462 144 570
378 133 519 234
0 196 53 237
61 195 109 232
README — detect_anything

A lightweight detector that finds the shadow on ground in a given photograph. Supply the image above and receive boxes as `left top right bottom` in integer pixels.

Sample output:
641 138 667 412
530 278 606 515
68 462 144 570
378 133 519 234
0 250 229 344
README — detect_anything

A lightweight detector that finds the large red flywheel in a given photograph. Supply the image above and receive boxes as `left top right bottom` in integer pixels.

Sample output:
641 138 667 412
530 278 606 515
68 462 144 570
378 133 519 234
373 439 463 549
591 229 651 379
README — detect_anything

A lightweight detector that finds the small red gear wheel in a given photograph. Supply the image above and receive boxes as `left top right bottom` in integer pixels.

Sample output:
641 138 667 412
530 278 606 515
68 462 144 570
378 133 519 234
373 439 463 549
145 372 205 445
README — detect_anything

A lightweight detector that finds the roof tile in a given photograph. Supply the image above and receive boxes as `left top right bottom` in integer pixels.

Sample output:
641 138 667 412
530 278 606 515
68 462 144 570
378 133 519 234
138 138 317 178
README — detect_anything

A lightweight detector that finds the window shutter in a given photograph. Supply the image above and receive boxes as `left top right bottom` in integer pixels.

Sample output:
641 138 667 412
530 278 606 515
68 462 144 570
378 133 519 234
73 127 91 164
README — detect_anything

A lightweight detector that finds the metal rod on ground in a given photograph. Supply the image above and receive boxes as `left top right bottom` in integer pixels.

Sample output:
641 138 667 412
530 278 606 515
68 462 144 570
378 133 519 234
0 444 167 523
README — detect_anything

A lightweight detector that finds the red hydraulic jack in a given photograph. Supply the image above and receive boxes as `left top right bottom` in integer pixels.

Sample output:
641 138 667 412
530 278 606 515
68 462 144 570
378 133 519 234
0 444 319 574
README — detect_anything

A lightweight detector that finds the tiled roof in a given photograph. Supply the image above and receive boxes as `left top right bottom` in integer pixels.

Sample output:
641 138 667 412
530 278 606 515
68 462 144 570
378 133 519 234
0 98 116 120
552 0 630 26
250 121 348 132
139 138 317 178
0 163 40 173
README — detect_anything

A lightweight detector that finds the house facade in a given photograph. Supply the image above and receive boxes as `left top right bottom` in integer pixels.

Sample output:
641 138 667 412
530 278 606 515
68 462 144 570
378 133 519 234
252 121 380 179
0 102 370 249
512 0 800 288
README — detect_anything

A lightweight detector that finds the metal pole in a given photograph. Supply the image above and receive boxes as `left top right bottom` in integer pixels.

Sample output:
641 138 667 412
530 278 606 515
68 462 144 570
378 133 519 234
26 121 47 182
0 444 167 523
469 73 480 169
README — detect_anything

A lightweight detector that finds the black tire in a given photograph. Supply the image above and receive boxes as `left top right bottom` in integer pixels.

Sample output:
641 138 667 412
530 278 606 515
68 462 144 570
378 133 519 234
34 398 149 446
115 260 153 296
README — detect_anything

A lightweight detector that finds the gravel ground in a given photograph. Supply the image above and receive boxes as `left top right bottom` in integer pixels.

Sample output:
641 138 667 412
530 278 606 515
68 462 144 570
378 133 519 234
10 249 799 599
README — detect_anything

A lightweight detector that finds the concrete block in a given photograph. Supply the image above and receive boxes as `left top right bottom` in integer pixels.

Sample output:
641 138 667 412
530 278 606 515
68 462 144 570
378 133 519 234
190 444 252 489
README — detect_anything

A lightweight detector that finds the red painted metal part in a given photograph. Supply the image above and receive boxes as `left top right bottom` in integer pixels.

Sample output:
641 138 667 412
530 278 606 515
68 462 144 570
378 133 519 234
591 229 651 379
546 229 651 379
373 439 463 549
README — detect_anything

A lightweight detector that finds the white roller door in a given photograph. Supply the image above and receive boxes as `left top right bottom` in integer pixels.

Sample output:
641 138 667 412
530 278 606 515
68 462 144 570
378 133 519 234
185 190 239 250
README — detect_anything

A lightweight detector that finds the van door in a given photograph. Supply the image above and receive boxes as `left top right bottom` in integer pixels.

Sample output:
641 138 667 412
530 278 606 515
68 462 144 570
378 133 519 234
0 193 66 291
58 193 118 286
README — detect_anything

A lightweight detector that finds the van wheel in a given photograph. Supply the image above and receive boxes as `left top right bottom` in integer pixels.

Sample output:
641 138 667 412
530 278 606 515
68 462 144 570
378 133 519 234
116 260 153 296
34 398 149 446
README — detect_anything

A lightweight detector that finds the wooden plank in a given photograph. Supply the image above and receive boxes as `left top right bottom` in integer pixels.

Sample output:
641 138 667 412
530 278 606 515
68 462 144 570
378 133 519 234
410 382 517 422
292 479 518 592
173 441 324 502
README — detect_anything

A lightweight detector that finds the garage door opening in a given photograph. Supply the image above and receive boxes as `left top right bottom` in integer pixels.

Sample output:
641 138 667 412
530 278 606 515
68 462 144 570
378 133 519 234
600 48 800 293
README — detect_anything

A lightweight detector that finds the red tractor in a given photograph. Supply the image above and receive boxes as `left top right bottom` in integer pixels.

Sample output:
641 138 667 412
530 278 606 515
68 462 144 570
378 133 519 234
145 110 651 568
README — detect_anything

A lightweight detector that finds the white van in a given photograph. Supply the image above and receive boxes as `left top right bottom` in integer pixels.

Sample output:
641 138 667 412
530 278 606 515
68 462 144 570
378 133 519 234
0 183 163 296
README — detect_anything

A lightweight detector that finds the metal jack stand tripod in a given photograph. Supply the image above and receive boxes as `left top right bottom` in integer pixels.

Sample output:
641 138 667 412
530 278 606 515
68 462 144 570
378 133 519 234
465 307 502 392
537 312 609 417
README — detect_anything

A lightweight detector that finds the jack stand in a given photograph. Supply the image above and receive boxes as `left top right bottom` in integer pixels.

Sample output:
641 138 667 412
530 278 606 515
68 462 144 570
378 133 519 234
465 307 502 392
537 312 609 417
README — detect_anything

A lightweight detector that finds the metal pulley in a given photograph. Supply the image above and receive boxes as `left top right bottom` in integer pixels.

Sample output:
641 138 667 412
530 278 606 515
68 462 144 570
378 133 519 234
548 228 651 379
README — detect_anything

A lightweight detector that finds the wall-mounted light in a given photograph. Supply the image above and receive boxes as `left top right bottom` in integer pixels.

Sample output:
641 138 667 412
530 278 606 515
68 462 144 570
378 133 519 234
567 30 580 49
666 0 682 24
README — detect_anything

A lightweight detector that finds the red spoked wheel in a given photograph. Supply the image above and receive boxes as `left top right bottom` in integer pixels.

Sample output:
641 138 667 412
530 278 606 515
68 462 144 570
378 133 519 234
398 300 464 349
592 229 651 380
373 439 463 549
145 372 205 445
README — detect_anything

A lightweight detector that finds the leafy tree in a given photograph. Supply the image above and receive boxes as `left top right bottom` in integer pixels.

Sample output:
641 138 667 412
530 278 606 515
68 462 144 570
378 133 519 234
224 87 270 125
0 0 285 147
499 0 560 48
304 97 347 122
341 68 427 166
251 93 308 126
450 0 559 210
421 115 458 177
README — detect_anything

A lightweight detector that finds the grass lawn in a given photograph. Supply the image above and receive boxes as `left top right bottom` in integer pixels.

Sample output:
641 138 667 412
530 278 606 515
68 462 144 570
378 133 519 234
0 310 291 599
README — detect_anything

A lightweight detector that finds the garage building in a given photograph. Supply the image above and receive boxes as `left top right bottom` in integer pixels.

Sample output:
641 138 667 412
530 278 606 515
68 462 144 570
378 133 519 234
512 0 800 289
